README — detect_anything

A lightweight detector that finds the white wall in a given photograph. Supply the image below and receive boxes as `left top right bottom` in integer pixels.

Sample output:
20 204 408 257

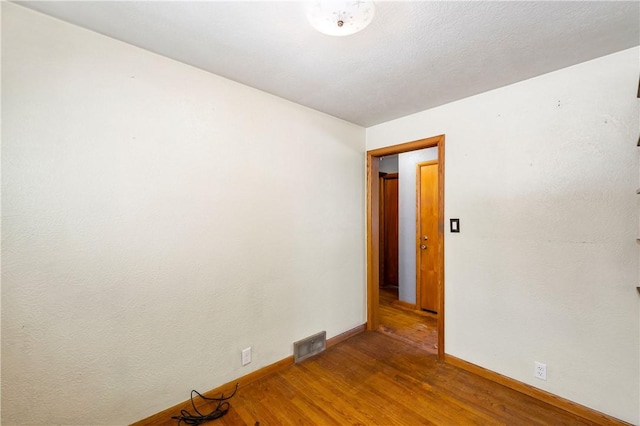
1 4 365 424
378 154 398 174
368 47 640 423
398 148 437 304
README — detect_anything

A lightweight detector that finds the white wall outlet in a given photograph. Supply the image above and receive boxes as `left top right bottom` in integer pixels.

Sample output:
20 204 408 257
534 361 547 380
241 347 252 366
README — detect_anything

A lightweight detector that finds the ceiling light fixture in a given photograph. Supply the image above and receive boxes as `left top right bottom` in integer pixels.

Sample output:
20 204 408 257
307 1 375 37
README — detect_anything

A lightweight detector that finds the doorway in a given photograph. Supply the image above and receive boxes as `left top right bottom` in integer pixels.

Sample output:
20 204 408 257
366 135 445 360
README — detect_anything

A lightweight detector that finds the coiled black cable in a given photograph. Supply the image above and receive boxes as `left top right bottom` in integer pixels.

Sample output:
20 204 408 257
171 383 239 425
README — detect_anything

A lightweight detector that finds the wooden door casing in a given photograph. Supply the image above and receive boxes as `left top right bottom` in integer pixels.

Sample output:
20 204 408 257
366 134 445 360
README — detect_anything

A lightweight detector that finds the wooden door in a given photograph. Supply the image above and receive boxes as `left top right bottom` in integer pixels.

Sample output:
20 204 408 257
379 173 398 288
417 161 439 313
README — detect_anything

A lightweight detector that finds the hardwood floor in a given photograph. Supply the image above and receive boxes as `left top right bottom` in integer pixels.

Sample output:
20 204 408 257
148 296 603 426
159 332 600 425
377 287 437 354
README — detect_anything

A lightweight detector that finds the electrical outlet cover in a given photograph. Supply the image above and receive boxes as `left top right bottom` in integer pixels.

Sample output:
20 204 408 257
534 361 547 380
242 347 251 366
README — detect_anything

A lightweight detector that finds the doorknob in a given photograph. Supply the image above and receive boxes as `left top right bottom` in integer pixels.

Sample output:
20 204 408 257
420 244 427 250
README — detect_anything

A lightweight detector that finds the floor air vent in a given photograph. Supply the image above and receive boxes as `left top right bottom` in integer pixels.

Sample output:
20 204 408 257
294 331 326 363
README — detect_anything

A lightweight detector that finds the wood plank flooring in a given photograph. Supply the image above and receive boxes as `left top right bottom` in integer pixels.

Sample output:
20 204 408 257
151 292 602 425
377 287 437 354
163 332 598 425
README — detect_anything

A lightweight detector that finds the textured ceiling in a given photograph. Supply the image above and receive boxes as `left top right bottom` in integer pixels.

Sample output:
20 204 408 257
16 1 640 127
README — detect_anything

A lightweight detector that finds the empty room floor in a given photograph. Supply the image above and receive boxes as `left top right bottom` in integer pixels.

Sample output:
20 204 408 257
172 332 599 425
152 322 600 424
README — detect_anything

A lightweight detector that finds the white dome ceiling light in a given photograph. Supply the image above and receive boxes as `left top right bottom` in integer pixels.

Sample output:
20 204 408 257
307 1 375 36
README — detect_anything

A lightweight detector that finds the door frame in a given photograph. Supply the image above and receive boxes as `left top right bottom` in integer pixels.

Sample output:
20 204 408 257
366 135 445 360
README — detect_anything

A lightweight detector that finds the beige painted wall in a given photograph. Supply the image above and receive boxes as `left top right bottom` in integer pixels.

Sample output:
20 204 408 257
2 4 365 424
367 47 640 423
4 2 639 424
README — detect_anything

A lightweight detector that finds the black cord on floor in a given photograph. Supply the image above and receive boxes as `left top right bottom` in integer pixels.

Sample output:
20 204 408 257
171 383 239 425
